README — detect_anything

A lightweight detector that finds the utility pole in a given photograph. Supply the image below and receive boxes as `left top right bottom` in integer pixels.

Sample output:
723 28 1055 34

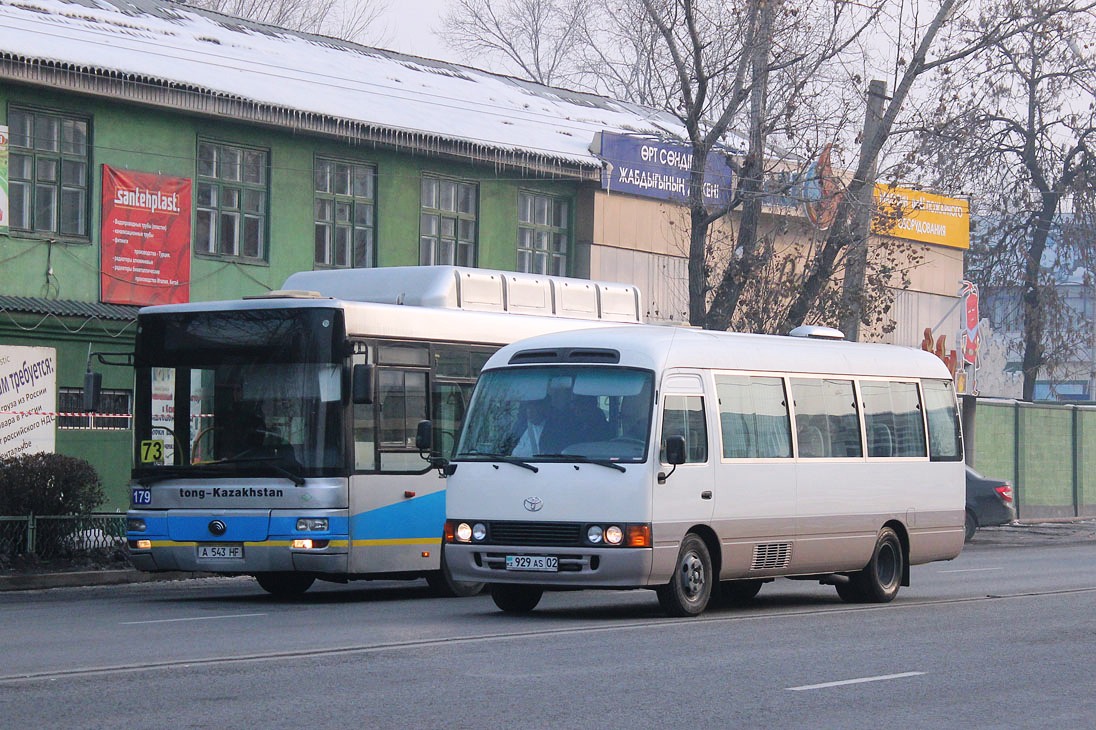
840 79 887 340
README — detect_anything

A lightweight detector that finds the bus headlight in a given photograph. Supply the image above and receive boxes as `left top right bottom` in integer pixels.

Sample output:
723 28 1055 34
605 525 624 545
127 518 147 533
587 525 604 544
296 518 328 532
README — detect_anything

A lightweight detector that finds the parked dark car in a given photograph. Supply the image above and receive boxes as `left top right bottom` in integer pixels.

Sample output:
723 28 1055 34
965 466 1016 541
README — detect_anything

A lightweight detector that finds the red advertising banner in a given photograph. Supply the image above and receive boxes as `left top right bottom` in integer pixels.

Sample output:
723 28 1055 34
100 165 192 306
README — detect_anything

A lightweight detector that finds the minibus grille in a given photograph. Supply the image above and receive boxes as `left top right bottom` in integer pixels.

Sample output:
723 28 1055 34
488 521 582 546
751 542 792 570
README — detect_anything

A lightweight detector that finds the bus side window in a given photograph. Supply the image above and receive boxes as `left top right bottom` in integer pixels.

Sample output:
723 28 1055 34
660 395 708 463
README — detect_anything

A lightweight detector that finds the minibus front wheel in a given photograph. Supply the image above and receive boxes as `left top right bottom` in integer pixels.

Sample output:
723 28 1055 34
657 533 713 617
491 584 543 613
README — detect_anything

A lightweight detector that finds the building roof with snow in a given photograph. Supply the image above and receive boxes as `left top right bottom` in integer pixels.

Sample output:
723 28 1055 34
0 0 712 179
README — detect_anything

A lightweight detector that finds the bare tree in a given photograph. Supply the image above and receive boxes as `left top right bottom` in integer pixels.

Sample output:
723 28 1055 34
777 0 1092 338
437 0 588 85
183 0 386 44
915 1 1096 399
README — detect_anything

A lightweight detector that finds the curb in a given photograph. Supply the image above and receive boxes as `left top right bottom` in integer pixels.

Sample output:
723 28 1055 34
0 569 209 592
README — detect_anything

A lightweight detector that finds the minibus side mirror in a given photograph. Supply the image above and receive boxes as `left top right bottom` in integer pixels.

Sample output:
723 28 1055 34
665 435 687 465
659 435 686 484
351 364 374 404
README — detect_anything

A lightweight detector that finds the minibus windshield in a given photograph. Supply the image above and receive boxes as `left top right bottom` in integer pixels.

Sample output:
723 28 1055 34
456 366 654 463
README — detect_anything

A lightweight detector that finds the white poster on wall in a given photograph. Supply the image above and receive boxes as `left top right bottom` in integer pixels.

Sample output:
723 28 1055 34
0 345 58 459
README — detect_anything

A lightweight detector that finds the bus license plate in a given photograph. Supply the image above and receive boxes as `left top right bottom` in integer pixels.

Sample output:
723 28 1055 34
505 555 557 572
197 544 244 560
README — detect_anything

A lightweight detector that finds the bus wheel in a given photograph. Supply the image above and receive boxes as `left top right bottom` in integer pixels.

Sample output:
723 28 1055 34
426 547 485 598
840 527 903 604
657 533 712 617
720 579 763 604
491 584 543 613
255 572 315 597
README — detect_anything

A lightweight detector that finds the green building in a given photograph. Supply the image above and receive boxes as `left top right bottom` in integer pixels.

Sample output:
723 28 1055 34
0 0 702 509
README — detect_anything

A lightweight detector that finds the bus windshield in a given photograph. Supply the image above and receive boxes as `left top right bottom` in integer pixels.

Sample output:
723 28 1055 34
133 308 346 479
456 366 654 463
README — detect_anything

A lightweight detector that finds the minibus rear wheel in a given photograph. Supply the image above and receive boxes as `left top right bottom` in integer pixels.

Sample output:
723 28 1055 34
657 533 712 617
837 527 903 603
491 584 543 613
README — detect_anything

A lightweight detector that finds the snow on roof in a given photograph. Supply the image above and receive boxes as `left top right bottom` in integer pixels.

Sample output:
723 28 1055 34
0 0 696 172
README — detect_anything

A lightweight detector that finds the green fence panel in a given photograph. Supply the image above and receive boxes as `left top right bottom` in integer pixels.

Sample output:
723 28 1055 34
1017 403 1076 519
1080 408 1096 515
973 401 1017 486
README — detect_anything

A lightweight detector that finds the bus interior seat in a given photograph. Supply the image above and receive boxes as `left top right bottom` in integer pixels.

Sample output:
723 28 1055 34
797 424 825 458
869 423 894 457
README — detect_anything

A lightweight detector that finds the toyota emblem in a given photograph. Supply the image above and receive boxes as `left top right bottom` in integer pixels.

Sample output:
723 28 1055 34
523 497 543 512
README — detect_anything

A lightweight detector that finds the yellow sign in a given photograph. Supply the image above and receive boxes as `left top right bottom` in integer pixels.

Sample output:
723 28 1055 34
872 185 969 249
140 439 164 464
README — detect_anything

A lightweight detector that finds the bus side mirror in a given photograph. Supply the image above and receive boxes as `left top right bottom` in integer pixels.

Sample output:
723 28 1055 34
416 420 433 451
84 371 102 412
351 364 374 404
665 435 687 465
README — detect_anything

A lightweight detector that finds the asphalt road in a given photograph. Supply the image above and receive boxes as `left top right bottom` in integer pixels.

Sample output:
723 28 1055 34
2 534 1095 729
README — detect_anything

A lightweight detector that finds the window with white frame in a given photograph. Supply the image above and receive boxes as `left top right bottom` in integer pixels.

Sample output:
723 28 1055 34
420 176 477 266
517 191 569 275
314 158 376 268
196 140 269 261
7 107 90 238
58 388 131 430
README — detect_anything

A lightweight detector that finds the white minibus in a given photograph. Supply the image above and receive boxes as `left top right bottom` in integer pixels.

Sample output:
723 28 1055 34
437 324 965 616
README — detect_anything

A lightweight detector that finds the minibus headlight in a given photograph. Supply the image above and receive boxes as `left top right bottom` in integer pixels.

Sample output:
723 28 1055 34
455 522 473 542
472 523 487 541
605 525 624 545
296 518 328 532
587 525 604 544
127 518 147 533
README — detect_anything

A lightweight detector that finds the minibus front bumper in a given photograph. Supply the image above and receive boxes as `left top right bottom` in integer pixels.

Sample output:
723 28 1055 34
445 543 654 588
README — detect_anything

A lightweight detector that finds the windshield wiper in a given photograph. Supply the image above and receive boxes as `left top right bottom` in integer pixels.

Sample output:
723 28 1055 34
535 454 627 473
214 454 307 485
456 451 539 473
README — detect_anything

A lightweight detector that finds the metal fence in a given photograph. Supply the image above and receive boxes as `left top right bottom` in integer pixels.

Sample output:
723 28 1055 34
0 513 128 563
967 397 1096 520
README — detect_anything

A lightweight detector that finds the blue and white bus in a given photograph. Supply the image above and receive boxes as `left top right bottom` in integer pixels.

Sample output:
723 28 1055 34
124 266 640 596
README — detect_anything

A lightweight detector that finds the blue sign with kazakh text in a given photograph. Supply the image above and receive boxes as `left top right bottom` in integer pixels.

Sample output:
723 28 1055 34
592 131 735 207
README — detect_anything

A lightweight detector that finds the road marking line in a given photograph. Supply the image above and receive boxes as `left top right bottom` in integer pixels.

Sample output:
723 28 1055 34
939 567 1004 573
121 613 267 625
787 671 925 691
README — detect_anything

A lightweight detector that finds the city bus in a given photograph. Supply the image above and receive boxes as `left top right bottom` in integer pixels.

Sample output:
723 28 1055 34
123 266 641 596
436 324 965 616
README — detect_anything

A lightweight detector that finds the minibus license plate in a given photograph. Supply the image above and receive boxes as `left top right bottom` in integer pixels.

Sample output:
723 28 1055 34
506 555 557 572
197 544 244 560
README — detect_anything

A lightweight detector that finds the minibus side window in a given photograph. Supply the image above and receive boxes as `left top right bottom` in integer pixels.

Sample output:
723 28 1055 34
861 380 927 458
923 378 963 461
660 395 708 463
715 374 792 459
791 378 862 458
